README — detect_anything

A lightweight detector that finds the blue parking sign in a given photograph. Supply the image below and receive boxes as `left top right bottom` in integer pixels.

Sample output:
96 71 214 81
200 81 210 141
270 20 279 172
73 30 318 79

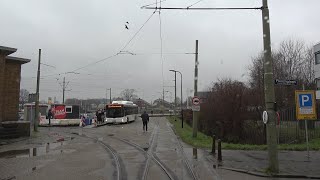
299 94 312 107
295 90 317 120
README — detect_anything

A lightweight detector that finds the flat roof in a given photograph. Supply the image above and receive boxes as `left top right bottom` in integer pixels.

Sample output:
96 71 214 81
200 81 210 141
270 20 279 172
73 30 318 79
5 56 31 64
0 46 17 56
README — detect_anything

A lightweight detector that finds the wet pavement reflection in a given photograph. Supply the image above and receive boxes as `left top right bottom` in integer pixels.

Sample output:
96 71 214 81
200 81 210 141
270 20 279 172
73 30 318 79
0 141 74 159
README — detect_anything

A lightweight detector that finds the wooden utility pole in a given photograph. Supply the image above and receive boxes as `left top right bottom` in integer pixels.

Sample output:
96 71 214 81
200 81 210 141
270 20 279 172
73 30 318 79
192 40 199 159
262 0 279 173
62 77 65 104
34 49 41 132
59 77 70 104
193 40 199 138
177 71 183 128
106 88 112 104
174 71 177 120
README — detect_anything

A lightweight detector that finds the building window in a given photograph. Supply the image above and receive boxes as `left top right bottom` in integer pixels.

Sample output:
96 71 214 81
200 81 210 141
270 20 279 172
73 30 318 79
66 106 72 113
316 52 320 65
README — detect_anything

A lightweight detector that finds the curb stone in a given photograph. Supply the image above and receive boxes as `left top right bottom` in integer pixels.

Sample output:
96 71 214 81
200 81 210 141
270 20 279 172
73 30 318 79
205 150 320 179
220 167 320 179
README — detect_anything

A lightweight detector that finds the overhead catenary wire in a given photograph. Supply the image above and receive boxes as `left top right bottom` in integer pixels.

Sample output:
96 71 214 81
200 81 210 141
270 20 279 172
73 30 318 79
140 0 167 9
65 10 157 74
34 7 192 79
69 54 118 73
187 0 206 8
134 52 196 55
40 63 56 68
142 7 263 10
119 10 157 52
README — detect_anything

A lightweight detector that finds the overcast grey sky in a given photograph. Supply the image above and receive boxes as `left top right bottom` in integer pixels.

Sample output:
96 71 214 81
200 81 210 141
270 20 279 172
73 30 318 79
1 0 319 103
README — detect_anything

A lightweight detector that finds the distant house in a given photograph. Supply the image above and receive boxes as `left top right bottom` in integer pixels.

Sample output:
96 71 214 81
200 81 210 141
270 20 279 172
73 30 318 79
133 98 152 109
152 99 172 109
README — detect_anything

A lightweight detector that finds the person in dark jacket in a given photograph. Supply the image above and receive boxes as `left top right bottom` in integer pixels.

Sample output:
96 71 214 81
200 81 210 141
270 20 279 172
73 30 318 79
48 109 53 126
141 111 149 132
96 109 103 124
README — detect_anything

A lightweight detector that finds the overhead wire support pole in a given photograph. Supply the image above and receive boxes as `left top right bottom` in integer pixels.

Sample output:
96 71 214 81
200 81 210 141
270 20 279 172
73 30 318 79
62 77 65 104
106 88 112 104
262 0 278 173
158 7 165 115
174 71 177 120
34 49 41 132
61 77 70 104
192 40 199 159
177 71 183 128
170 70 183 127
193 40 199 138
105 88 107 108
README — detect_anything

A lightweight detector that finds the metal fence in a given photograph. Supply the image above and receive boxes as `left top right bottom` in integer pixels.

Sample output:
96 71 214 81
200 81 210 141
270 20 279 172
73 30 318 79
277 106 320 144
241 107 320 145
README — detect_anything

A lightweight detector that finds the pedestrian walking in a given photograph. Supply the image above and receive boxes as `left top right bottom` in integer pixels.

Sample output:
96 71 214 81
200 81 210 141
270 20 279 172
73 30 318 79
48 109 53 126
96 109 102 124
99 109 105 124
80 115 86 127
96 109 104 124
141 111 149 132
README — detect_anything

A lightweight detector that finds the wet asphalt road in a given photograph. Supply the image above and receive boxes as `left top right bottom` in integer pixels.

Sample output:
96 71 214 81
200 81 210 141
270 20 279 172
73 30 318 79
0 117 217 180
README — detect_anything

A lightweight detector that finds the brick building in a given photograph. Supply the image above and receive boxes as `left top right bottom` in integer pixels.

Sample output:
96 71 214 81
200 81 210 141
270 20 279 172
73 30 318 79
0 46 30 138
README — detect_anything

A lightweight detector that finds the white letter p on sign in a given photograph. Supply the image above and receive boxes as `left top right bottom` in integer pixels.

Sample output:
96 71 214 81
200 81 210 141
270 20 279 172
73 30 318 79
302 95 310 106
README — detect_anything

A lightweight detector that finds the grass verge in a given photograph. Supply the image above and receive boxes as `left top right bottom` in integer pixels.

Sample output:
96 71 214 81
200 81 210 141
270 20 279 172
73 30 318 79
167 116 320 151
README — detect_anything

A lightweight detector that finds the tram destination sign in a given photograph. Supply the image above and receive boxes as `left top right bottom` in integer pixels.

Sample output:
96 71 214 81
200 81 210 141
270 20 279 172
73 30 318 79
275 79 297 86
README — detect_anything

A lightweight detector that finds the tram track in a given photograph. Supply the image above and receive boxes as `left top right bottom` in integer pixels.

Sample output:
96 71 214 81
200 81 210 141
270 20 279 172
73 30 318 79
86 117 196 180
55 129 125 180
111 119 176 180
169 125 198 180
53 116 198 180
78 121 175 180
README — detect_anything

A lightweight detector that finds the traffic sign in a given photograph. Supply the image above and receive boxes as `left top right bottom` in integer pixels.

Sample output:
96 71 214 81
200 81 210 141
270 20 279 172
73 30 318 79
275 79 297 86
192 105 200 112
295 90 317 120
192 96 200 106
262 111 268 124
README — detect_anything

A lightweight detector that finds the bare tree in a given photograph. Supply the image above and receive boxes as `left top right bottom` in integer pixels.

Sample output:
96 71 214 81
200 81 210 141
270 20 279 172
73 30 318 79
199 78 250 142
19 89 29 107
248 53 264 106
120 89 138 101
301 47 315 87
277 39 306 80
248 39 315 109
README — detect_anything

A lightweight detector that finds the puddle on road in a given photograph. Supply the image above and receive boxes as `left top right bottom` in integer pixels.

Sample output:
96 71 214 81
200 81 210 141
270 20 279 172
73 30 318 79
0 141 75 159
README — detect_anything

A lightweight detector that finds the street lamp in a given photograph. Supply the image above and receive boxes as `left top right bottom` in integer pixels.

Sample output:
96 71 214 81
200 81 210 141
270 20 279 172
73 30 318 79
169 69 183 128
